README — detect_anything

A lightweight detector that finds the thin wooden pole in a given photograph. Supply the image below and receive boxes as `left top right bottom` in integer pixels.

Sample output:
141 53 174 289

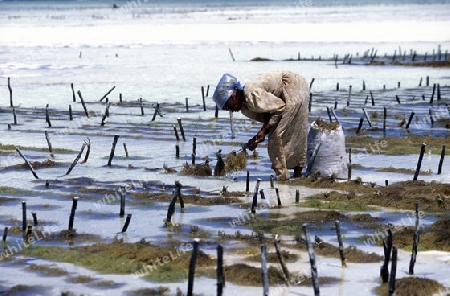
192 137 196 165
303 224 320 296
389 246 398 296
187 239 200 296
275 188 282 208
45 131 54 158
274 239 290 284
185 97 189 113
77 90 90 117
22 201 27 231
405 111 415 129
437 145 446 174
69 104 73 121
380 228 392 283
177 118 186 141
201 86 206 111
32 212 38 226
123 143 129 158
16 148 39 179
335 220 347 267
68 197 79 231
409 202 420 275
107 135 120 166
251 178 261 214
356 117 364 134
245 171 250 192
71 83 76 102
13 108 17 125
8 77 13 107
261 244 269 296
413 143 426 180
2 227 8 243
65 143 86 175
119 188 126 218
121 213 132 232
216 244 225 296
99 86 115 102
348 148 352 180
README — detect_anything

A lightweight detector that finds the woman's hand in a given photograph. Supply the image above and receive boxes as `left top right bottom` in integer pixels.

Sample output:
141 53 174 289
246 124 271 151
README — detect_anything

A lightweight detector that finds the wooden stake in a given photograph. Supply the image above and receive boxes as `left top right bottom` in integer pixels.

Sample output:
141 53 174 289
71 83 76 102
44 131 54 158
228 48 235 61
123 143 129 158
8 77 13 107
22 201 27 231
348 148 352 180
295 189 300 203
336 82 339 91
246 171 250 192
430 83 436 104
409 202 420 275
356 117 364 134
275 188 282 208
107 135 120 167
405 111 415 129
303 224 320 296
69 104 73 121
68 196 79 231
437 145 446 174
65 143 86 175
362 107 373 128
370 91 375 106
119 188 126 218
437 83 441 101
13 108 17 125
380 228 393 283
347 85 352 107
274 239 290 284
383 107 387 135
177 118 186 141
309 93 313 112
260 189 266 200
251 178 261 214
335 220 347 267
261 244 269 296
82 138 91 163
413 143 426 180
166 190 177 224
121 213 132 232
201 86 206 111
175 180 184 210
185 97 189 112
216 244 225 296
191 137 196 165
187 239 200 296
77 90 90 117
270 175 274 189
99 86 115 102
2 227 8 243
389 246 398 296
175 144 180 158
173 126 180 141
32 212 38 226
16 148 39 179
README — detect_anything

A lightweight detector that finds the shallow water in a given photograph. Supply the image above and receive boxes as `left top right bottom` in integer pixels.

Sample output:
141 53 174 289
1 1 450 295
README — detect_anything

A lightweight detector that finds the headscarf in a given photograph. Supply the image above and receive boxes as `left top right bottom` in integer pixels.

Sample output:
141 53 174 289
212 73 243 109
